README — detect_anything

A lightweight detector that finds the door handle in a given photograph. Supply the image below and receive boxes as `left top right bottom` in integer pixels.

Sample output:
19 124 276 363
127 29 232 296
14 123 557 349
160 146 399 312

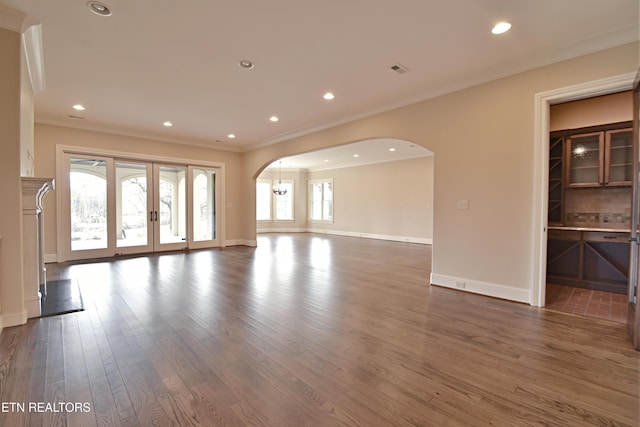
154 211 158 221
150 211 153 222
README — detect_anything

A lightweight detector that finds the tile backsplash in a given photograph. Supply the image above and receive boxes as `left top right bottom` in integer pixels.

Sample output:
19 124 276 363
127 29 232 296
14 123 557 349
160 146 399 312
564 187 631 229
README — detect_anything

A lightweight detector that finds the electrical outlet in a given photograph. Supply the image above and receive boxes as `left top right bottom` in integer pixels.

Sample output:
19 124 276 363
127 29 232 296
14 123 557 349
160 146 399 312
455 281 465 289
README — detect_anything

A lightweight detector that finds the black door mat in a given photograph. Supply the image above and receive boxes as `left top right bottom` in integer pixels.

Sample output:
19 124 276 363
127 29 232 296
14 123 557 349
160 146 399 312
40 279 84 317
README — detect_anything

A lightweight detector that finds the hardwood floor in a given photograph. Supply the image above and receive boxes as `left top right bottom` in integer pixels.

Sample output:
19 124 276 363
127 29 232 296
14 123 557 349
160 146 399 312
0 233 638 426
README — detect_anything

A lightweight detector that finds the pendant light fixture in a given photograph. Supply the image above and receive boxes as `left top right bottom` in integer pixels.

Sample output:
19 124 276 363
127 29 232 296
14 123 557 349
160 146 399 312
272 161 287 196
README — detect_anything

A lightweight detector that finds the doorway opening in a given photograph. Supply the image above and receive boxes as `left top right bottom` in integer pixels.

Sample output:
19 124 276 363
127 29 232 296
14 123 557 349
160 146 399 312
544 93 633 323
254 138 434 247
532 72 636 310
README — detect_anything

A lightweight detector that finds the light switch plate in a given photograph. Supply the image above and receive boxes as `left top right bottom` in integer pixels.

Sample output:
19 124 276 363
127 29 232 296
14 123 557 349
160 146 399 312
457 199 469 210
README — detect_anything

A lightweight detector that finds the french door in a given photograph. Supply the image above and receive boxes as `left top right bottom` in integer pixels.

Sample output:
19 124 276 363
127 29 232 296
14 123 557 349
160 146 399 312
61 153 220 261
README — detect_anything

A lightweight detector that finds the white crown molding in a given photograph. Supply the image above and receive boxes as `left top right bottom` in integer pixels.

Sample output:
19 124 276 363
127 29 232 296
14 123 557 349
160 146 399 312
0 6 39 33
0 6 45 93
23 24 45 93
249 28 638 152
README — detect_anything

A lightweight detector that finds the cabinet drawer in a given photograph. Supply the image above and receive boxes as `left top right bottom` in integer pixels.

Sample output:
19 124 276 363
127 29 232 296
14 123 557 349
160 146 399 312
548 229 581 241
583 231 629 243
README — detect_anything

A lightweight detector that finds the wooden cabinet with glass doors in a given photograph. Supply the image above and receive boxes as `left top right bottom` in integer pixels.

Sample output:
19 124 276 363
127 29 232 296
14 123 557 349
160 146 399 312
566 128 633 187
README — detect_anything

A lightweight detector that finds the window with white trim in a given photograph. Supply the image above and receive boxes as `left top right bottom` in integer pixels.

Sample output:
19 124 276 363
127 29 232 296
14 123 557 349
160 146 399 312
256 179 272 220
256 179 294 221
309 179 333 221
274 181 294 220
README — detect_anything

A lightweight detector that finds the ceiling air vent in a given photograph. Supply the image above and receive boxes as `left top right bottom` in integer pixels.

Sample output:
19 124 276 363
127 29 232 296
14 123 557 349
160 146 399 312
389 63 409 74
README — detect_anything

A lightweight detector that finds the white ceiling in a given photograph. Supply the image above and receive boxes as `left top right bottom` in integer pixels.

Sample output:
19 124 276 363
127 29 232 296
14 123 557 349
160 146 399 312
270 138 432 171
1 0 637 165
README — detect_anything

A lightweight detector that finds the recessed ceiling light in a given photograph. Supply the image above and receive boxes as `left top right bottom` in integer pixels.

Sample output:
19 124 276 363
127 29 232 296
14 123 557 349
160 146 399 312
389 148 396 152
269 116 279 122
324 159 329 162
227 133 236 139
162 121 173 127
353 154 359 158
72 104 85 111
323 92 335 100
491 22 512 35
87 1 112 16
238 60 254 69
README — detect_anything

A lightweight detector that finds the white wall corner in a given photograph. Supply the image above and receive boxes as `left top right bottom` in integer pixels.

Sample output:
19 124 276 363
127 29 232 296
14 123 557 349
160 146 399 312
22 24 46 93
24 295 40 319
430 273 531 304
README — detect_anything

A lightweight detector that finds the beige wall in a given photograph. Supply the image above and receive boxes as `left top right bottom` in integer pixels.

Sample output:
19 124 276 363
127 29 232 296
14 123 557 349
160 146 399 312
306 157 433 242
242 42 639 303
0 28 26 328
33 124 245 258
550 90 633 131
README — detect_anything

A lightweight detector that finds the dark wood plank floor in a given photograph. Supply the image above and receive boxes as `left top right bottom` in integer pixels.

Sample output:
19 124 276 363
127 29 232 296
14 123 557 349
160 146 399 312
0 233 638 426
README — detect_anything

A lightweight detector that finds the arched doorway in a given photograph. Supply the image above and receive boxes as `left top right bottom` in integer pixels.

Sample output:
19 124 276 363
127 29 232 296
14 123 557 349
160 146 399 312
254 138 434 247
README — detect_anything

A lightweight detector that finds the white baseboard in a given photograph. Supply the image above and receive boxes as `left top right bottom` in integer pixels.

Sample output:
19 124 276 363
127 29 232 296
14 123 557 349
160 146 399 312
257 227 306 234
225 239 257 247
430 273 530 304
306 228 432 245
1 309 28 330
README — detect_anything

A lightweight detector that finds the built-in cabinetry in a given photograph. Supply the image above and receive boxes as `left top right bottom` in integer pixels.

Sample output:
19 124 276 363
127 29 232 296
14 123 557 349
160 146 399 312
548 136 564 225
565 128 632 188
548 122 632 225
547 121 632 294
547 228 629 294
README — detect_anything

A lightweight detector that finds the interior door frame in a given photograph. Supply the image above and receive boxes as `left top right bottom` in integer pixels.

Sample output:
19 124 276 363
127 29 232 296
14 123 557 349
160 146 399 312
531 72 637 307
631 71 640 349
56 145 226 261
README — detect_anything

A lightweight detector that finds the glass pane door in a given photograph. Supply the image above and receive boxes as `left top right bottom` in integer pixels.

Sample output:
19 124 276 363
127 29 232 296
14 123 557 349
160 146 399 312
61 151 223 260
566 132 603 186
155 164 187 250
116 161 153 253
68 156 110 258
191 167 218 247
